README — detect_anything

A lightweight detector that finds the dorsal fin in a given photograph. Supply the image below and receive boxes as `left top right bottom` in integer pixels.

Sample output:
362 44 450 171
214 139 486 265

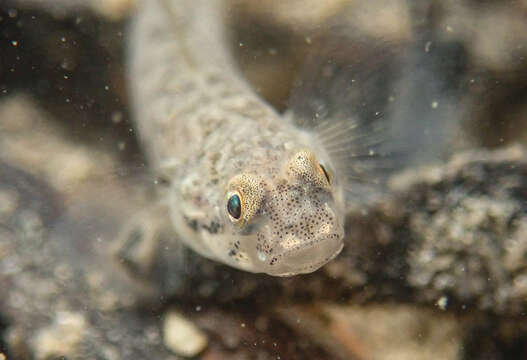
288 22 469 204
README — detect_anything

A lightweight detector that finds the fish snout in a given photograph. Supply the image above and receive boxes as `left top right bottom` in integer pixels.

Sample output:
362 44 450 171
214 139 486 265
261 204 345 276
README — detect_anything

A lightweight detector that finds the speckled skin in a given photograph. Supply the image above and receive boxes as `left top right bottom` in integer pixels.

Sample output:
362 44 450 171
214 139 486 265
128 0 345 275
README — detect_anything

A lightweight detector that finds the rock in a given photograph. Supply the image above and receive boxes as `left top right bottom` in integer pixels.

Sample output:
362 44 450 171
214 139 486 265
276 304 462 360
163 310 208 358
31 311 87 360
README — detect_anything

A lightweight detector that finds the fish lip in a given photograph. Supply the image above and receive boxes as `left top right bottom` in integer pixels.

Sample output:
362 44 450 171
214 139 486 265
264 236 344 276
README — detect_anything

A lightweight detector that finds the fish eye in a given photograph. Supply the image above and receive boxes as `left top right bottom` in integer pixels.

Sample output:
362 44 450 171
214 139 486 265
318 163 331 184
227 192 242 221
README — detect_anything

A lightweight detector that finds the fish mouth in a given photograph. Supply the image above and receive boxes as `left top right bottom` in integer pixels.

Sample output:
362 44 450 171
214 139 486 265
264 233 344 276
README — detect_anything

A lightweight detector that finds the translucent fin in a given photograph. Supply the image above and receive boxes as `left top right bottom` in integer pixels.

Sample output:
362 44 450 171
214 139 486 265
288 23 469 204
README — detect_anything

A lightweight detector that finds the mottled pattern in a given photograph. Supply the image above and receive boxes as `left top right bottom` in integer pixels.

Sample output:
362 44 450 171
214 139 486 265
128 0 346 275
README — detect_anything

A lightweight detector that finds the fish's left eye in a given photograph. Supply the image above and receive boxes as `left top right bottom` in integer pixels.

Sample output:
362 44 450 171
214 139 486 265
318 163 331 184
227 192 242 221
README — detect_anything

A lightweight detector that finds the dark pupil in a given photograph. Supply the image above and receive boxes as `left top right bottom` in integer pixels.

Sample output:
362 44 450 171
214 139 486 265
227 194 241 219
320 164 330 183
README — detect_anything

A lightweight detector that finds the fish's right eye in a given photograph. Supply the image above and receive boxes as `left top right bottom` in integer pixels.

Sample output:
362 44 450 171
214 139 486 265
227 192 242 221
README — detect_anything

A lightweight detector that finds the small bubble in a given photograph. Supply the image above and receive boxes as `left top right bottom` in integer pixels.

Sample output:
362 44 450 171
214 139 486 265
240 323 246 328
424 41 432 53
8 9 18 18
61 36 66 43
111 111 123 123
11 40 18 47
195 305 202 312
239 42 244 47
104 85 110 91
431 101 438 109
436 296 448 310
305 36 312 44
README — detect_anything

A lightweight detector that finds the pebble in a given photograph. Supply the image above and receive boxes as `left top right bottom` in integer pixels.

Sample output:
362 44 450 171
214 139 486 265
31 311 87 360
163 310 208 358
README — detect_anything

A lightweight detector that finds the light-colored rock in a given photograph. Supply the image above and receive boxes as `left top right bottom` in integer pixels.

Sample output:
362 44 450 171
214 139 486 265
31 311 87 360
0 94 118 191
277 304 461 360
163 310 208 358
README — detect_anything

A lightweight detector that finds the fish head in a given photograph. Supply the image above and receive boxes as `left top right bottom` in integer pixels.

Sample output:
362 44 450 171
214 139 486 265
222 150 345 276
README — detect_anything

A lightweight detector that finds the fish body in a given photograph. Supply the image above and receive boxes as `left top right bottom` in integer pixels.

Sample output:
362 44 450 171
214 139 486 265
128 0 345 275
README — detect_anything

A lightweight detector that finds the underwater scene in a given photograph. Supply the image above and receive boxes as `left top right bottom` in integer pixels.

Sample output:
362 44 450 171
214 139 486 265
1 0 527 359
